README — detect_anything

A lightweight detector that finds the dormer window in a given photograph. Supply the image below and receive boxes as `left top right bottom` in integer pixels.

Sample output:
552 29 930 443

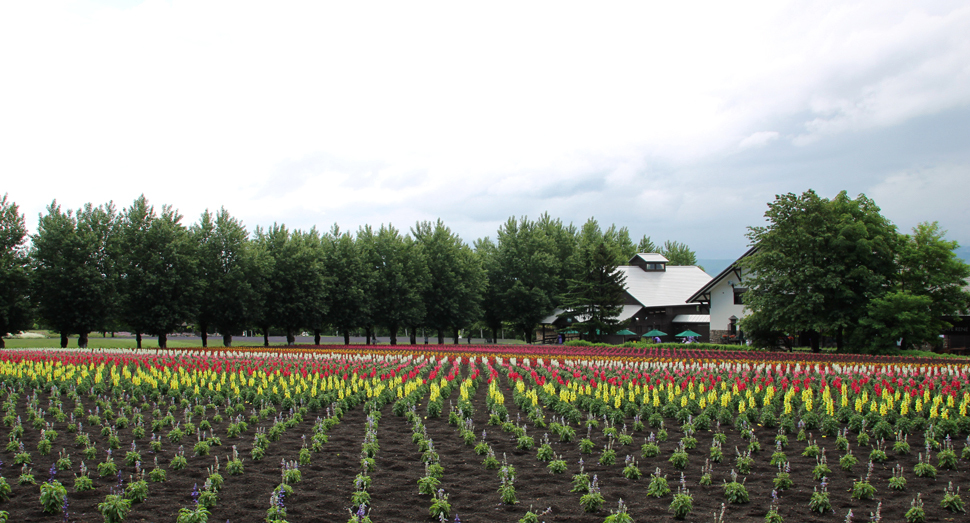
629 253 669 272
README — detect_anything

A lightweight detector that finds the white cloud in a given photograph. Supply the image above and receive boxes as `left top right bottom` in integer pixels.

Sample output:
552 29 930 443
0 0 968 256
739 131 780 149
868 164 970 241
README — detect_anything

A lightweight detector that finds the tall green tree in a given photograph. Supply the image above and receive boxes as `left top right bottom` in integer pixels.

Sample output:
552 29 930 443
492 216 562 343
559 239 628 341
740 190 898 352
862 222 970 351
191 208 257 347
0 195 33 347
118 196 198 349
323 225 370 345
473 237 505 343
413 219 485 344
32 201 119 348
660 240 699 266
360 224 429 345
636 235 657 254
251 225 328 346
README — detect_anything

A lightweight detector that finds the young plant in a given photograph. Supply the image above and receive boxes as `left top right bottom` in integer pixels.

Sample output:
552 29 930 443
840 448 858 471
913 452 937 478
699 459 713 486
417 463 441 495
579 475 605 512
888 463 906 491
171 446 188 471
812 452 832 481
940 482 965 514
801 435 820 458
226 446 244 475
621 455 641 480
646 467 670 498
599 441 617 466
667 473 693 520
98 493 132 523
764 490 784 523
571 458 590 493
15 460 35 484
39 479 68 514
641 434 660 458
710 439 724 463
669 442 688 470
547 453 567 474
498 466 517 505
850 461 876 500
735 447 754 475
937 437 958 470
149 457 166 483
894 433 911 455
518 506 551 523
869 439 888 463
474 430 490 456
904 493 925 523
808 478 831 514
74 462 94 491
428 489 451 519
835 428 849 451
769 442 786 466
56 448 72 471
722 469 749 504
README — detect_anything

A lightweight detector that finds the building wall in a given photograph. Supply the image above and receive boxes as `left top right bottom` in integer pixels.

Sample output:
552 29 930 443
709 277 747 331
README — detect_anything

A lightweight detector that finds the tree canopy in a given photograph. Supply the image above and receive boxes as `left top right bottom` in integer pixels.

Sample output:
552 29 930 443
740 190 970 353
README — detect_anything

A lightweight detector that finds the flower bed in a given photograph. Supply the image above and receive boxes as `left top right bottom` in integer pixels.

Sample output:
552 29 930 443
0 347 968 522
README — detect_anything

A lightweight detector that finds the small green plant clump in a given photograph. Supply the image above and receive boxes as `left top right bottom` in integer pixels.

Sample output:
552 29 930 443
723 470 749 504
646 468 671 498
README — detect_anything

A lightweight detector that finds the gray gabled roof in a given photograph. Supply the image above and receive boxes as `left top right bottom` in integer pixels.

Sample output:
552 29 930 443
620 265 712 308
688 245 758 304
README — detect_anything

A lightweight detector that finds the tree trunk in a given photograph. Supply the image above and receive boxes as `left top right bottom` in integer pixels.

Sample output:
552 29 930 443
286 329 295 346
835 327 844 353
810 330 820 353
135 332 142 349
409 329 417 345
313 329 321 345
343 330 350 345
491 328 498 344
78 332 88 348
390 326 398 346
223 333 232 347
437 330 444 344
365 327 372 345
453 328 459 345
60 332 68 348
263 328 269 347
200 322 208 348
158 332 167 349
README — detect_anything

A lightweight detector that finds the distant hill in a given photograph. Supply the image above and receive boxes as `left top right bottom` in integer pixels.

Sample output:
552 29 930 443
697 259 733 277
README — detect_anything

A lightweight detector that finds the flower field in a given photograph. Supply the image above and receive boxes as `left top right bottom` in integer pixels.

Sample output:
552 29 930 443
0 346 969 522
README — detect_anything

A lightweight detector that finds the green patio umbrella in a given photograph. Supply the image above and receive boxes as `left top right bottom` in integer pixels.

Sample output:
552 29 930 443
642 329 666 337
561 329 578 334
615 329 637 336
675 329 702 337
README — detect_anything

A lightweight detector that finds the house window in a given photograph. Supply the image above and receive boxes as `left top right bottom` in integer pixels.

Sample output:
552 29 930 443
733 288 746 305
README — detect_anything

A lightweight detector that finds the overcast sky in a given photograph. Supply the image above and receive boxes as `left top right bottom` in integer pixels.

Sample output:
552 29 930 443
2 0 969 260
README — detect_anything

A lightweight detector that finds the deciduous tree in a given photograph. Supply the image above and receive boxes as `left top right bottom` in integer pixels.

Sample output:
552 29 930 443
32 201 119 348
0 194 32 347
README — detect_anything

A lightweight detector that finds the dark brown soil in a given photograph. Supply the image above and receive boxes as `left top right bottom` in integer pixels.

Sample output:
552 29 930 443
2 381 968 523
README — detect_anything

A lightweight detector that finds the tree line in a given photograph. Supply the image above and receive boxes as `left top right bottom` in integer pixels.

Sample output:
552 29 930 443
0 194 700 348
